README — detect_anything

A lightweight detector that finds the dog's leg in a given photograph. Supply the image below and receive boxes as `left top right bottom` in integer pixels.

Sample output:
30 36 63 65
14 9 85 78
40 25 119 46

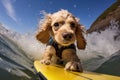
65 58 83 72
40 52 52 65
40 45 56 65
62 49 83 72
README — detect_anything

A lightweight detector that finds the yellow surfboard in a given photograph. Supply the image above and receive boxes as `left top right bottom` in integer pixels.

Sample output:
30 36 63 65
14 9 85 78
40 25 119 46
34 60 120 80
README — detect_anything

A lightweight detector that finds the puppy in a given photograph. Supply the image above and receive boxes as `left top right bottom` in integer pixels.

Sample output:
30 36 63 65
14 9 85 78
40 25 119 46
36 10 86 72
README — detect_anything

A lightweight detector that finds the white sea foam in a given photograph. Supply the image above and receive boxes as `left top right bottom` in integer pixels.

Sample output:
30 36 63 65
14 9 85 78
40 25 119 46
77 19 120 70
81 19 120 57
13 33 46 60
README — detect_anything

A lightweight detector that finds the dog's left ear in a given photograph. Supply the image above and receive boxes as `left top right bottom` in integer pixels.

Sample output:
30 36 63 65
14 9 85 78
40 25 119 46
76 24 86 49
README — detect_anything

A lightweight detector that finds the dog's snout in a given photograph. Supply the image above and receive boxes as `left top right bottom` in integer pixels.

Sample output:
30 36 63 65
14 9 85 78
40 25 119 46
62 32 73 40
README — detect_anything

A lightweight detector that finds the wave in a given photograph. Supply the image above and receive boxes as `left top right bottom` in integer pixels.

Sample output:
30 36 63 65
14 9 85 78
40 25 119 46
77 19 120 72
94 50 120 76
0 19 120 77
0 34 36 80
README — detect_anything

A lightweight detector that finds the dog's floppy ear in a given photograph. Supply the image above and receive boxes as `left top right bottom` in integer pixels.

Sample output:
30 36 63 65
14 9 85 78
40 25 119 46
36 14 52 44
76 24 86 49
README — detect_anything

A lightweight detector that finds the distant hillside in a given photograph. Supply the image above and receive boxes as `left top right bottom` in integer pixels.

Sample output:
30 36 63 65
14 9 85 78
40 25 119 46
87 0 120 33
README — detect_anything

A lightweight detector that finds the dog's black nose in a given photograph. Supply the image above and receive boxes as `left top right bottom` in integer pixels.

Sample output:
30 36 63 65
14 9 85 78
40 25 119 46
62 32 73 41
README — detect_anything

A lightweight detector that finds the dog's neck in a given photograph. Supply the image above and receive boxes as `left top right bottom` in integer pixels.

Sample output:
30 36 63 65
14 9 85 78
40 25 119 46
47 37 76 59
50 37 66 48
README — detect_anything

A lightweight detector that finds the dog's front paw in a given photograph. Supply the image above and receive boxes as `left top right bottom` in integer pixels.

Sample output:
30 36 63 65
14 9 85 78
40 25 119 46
40 59 51 65
65 61 83 72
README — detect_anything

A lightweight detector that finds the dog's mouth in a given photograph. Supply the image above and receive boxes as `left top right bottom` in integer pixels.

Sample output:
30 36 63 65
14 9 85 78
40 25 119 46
54 37 73 46
57 39 75 46
61 43 73 46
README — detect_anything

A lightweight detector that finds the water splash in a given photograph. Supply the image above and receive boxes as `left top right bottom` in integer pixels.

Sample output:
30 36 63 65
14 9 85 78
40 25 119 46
0 19 120 71
86 19 120 56
77 19 120 70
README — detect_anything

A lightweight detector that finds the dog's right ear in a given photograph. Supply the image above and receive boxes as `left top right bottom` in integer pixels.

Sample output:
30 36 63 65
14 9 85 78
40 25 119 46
36 14 52 44
76 24 86 49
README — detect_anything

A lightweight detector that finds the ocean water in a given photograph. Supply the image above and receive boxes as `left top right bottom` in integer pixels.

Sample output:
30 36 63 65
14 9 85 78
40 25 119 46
0 34 36 80
0 19 120 80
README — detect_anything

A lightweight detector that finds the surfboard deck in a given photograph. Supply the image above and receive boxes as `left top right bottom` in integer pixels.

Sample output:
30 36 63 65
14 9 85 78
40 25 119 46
34 60 120 80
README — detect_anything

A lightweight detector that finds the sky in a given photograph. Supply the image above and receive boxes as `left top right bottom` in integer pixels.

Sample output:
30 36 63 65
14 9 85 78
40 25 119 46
0 0 116 34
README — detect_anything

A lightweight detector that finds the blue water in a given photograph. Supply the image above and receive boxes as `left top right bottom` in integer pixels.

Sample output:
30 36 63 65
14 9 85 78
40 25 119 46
0 34 36 80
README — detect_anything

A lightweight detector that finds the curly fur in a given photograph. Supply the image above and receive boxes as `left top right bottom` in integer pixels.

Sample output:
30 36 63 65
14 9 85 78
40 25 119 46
36 9 86 72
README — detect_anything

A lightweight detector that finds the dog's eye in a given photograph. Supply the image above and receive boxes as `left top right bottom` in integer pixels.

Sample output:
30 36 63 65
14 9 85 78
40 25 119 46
70 22 75 28
54 23 59 27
